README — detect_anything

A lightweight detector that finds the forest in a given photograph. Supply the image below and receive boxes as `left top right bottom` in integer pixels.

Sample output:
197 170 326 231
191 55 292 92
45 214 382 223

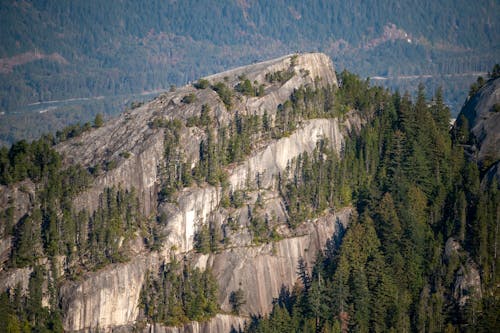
243 73 499 332
0 63 498 331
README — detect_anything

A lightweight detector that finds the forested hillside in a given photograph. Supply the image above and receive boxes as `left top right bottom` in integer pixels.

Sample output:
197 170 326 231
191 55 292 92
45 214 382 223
245 73 500 332
1 0 499 145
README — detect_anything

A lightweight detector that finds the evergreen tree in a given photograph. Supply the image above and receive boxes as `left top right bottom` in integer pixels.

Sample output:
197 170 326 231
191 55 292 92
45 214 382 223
94 113 104 128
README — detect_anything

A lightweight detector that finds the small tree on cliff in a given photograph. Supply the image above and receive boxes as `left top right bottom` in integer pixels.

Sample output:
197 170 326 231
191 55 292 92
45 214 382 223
229 288 246 314
94 113 104 128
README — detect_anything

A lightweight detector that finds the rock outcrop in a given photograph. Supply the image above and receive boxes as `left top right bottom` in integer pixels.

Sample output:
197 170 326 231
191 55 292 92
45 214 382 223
0 180 36 269
228 116 359 191
0 266 32 295
54 53 338 218
60 257 152 332
159 115 360 255
145 314 246 333
205 52 337 118
57 121 165 217
59 206 351 332
444 238 482 307
196 208 351 315
459 77 500 186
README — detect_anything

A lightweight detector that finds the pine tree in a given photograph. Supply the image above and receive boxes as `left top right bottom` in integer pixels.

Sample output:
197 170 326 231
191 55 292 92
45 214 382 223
431 87 451 135
375 193 402 262
94 113 104 128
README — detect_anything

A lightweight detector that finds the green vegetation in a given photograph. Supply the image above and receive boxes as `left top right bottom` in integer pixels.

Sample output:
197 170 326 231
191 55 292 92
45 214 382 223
186 104 212 128
193 79 210 89
140 259 218 326
249 213 280 245
155 118 190 202
265 69 295 84
77 187 142 270
193 221 223 254
279 142 340 228
0 63 498 331
274 85 336 137
0 266 64 333
0 138 61 185
10 185 144 272
160 104 266 202
0 117 157 329
181 93 197 104
211 82 233 109
0 117 110 184
229 288 246 314
54 122 93 143
119 151 131 159
468 63 500 97
93 113 104 128
489 64 500 79
1 156 152 328
235 79 265 97
245 74 499 333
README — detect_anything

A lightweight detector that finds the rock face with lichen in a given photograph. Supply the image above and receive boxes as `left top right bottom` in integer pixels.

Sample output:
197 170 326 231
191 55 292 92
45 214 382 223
0 53 363 332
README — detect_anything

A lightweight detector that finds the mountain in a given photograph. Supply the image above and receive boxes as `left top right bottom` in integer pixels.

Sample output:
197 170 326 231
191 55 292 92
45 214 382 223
0 53 353 332
0 53 498 332
1 0 499 146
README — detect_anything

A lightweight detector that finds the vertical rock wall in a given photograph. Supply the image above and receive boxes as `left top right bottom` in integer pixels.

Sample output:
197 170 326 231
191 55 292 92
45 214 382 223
60 256 155 332
195 208 351 315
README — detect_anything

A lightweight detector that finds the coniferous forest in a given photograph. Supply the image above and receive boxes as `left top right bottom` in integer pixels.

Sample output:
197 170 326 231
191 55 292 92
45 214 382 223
243 72 500 332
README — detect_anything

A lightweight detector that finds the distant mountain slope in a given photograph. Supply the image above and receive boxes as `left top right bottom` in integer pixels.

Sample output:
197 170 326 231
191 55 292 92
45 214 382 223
0 0 499 145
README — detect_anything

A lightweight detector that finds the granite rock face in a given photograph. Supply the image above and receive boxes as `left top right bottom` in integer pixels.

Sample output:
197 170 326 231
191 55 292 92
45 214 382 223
54 53 338 217
57 123 165 217
459 77 500 186
60 256 153 332
145 314 247 333
159 115 360 255
444 238 482 307
195 208 352 315
0 180 36 269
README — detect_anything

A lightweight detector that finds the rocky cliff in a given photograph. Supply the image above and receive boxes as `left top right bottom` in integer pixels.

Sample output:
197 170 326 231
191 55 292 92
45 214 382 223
54 53 338 216
197 208 351 315
0 53 362 332
158 115 360 255
458 77 500 186
145 314 247 333
0 180 35 269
